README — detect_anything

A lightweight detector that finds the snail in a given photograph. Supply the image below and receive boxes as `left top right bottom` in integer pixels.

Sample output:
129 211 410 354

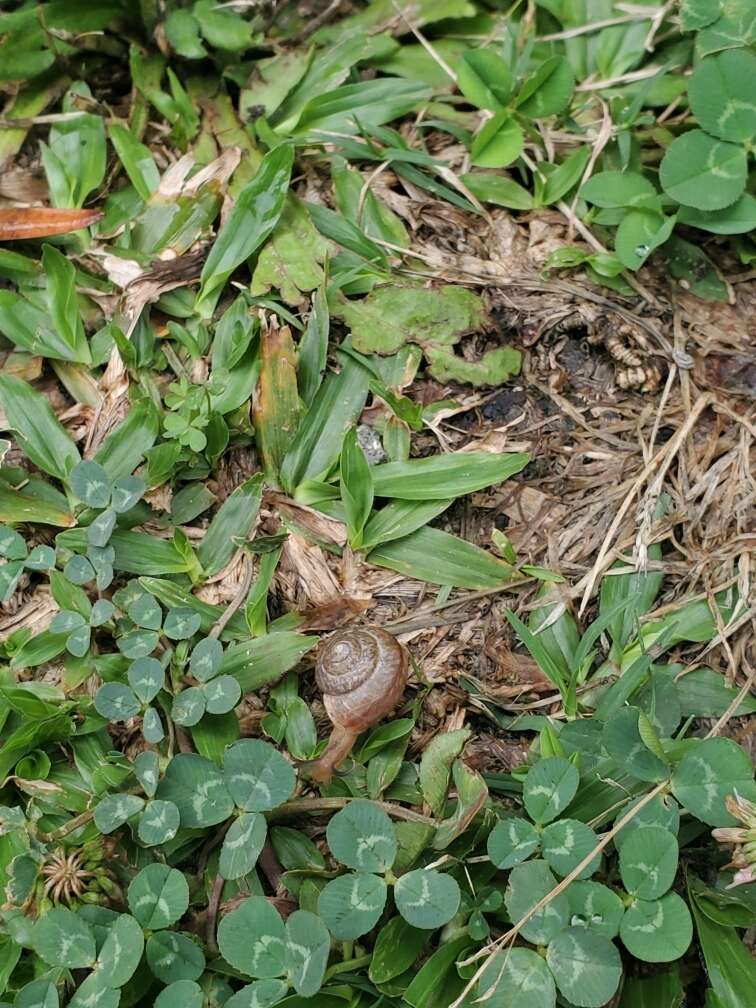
308 626 408 783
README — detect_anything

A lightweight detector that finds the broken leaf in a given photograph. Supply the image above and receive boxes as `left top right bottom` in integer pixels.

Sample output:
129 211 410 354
425 345 521 387
335 285 486 355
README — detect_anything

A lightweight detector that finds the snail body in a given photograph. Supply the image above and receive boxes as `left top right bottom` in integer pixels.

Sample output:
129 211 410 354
309 626 407 783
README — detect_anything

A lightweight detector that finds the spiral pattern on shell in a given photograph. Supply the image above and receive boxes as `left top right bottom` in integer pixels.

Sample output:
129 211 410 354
315 626 407 731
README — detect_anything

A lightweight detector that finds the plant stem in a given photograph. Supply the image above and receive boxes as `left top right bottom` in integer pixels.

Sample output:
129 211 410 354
325 954 372 980
38 809 94 843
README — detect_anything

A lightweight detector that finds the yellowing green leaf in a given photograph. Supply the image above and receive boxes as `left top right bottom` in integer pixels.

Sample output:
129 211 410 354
251 195 329 305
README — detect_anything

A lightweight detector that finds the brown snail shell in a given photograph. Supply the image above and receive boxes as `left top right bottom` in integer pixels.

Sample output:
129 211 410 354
309 626 408 782
315 626 407 731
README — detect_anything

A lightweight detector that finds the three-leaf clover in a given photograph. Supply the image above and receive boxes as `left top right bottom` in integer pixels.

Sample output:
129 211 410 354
487 757 599 878
51 598 114 657
64 542 115 591
214 739 295 878
145 742 292 877
63 460 143 591
95 781 181 847
95 655 166 742
117 587 202 662
171 636 241 727
70 460 145 546
126 864 205 983
458 885 503 941
0 526 55 601
163 379 211 452
30 905 144 997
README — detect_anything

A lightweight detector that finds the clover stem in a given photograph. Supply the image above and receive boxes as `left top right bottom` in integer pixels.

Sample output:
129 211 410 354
325 954 372 980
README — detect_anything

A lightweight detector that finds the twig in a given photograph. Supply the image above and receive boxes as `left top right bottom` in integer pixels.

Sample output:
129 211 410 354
708 650 756 739
576 65 663 92
568 98 613 231
291 0 343 43
0 112 90 127
272 796 436 827
257 838 284 893
209 553 253 639
385 578 532 633
645 361 677 464
643 1 674 52
390 0 458 83
175 726 194 753
577 393 715 616
358 160 392 220
537 11 660 41
635 362 677 567
710 400 756 439
205 872 225 954
697 607 754 661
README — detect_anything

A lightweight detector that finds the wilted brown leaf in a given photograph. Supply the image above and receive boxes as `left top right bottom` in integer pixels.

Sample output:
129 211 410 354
298 597 374 632
253 319 301 484
0 207 102 239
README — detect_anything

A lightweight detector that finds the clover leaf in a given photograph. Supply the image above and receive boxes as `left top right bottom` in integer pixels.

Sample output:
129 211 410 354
31 907 96 969
477 948 555 1008
146 931 205 983
128 864 189 930
317 872 387 940
222 739 296 812
0 525 55 601
546 927 622 1008
394 868 461 929
326 800 397 873
523 757 579 825
619 892 693 962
